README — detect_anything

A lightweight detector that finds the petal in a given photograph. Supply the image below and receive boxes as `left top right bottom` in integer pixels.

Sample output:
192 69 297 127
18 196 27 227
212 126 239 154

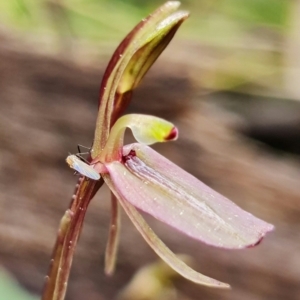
105 193 121 276
104 174 229 288
126 114 178 145
66 155 100 180
104 143 273 249
91 1 188 155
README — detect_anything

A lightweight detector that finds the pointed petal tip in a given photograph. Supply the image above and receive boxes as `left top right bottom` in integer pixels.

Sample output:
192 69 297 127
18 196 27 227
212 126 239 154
213 282 231 289
246 223 274 249
247 237 264 248
164 126 178 141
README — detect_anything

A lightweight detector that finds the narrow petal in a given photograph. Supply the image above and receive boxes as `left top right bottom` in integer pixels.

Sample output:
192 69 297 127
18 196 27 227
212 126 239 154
105 193 120 276
66 155 100 180
104 174 229 288
104 143 273 249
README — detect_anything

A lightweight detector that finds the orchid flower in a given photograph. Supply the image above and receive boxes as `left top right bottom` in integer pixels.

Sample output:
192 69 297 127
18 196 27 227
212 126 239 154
42 3 273 300
66 113 273 288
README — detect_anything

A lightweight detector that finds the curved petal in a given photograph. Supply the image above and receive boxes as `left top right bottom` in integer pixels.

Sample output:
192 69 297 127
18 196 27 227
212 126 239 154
104 174 229 288
101 114 178 162
104 143 274 249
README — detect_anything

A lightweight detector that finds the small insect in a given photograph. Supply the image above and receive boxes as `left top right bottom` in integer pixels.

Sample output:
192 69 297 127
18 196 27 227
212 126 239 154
66 154 100 180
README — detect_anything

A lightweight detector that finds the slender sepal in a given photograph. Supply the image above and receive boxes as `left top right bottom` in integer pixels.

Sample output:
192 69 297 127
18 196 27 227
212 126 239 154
105 193 121 276
104 174 230 288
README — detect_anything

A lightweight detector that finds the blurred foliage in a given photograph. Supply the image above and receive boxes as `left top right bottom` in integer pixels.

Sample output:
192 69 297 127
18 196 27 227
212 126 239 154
0 268 38 300
117 255 194 300
0 0 290 42
219 0 288 27
0 0 294 93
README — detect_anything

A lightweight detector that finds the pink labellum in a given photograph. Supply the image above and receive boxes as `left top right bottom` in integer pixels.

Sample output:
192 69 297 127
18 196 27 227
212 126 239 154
105 143 274 249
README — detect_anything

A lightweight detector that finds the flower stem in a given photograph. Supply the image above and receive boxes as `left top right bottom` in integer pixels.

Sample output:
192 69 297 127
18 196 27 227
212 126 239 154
42 177 104 300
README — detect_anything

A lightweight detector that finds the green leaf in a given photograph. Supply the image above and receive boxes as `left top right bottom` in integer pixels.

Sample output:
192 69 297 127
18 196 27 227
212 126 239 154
0 268 38 300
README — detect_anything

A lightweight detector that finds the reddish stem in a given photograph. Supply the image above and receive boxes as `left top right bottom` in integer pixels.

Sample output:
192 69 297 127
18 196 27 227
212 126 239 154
42 178 104 300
